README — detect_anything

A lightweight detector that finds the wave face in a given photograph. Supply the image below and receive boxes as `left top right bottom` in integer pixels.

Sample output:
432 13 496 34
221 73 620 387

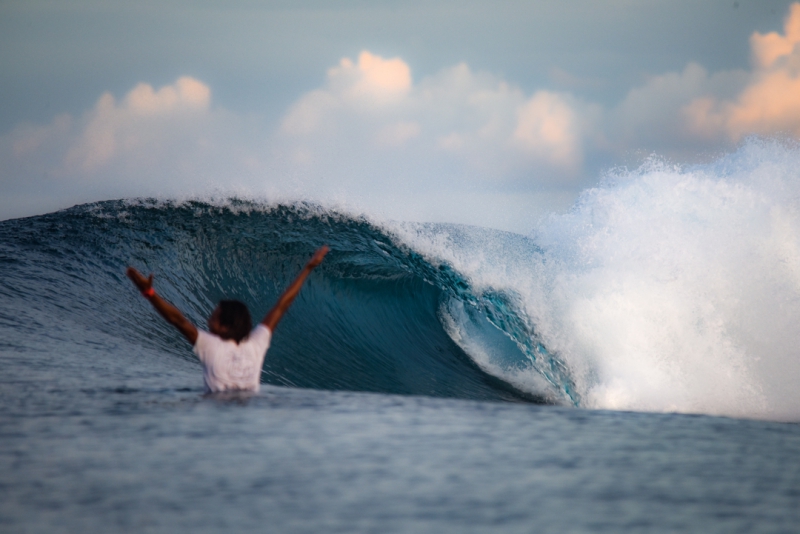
0 200 569 403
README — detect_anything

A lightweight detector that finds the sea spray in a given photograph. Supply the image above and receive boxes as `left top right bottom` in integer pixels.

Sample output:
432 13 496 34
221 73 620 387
393 139 800 420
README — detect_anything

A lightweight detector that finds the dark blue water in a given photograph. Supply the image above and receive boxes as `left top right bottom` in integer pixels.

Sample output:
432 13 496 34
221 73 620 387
1 201 798 532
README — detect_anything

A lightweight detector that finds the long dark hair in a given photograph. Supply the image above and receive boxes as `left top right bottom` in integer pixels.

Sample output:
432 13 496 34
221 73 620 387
217 300 252 343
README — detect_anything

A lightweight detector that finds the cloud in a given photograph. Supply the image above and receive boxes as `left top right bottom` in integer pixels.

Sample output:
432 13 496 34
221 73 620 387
0 76 268 219
280 51 413 137
609 63 748 151
513 91 583 170
65 77 211 172
750 3 800 69
375 121 421 148
277 52 587 184
330 51 412 103
7 76 215 177
683 3 800 142
602 2 800 157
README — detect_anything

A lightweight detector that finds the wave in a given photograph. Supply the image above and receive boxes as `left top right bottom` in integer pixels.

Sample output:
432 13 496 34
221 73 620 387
2 139 800 420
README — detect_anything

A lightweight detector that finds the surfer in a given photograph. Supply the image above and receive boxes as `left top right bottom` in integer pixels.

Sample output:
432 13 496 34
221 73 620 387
126 246 329 393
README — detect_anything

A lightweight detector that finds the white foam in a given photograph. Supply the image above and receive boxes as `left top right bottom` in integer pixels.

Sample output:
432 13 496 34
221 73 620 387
391 139 800 421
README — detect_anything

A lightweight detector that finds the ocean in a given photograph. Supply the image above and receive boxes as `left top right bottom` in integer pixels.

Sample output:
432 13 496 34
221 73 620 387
1 140 799 532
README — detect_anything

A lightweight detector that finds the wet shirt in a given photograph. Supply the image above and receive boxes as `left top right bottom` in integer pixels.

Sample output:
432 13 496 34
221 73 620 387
193 325 272 393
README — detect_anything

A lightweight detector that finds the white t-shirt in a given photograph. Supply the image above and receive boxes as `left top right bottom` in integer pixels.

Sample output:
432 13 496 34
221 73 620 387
193 324 272 393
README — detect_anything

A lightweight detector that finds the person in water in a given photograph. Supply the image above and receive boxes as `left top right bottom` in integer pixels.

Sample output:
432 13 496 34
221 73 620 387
126 246 329 393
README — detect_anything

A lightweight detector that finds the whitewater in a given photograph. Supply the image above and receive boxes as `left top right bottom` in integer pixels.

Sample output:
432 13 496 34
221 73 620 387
393 139 800 421
1 139 799 532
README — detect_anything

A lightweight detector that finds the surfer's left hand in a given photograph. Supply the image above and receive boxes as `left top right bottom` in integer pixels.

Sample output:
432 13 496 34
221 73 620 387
126 267 154 292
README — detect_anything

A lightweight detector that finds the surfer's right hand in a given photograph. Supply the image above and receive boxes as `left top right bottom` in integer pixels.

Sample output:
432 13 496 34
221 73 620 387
306 246 329 269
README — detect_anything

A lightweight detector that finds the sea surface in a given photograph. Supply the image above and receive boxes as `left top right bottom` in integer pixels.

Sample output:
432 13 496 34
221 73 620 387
2 141 800 532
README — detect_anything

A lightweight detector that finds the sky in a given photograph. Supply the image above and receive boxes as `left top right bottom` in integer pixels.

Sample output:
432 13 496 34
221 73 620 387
1 0 799 231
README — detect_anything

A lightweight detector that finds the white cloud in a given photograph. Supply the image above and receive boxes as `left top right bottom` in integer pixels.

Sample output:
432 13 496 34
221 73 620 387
276 52 587 186
513 91 583 170
375 121 421 147
280 51 412 137
329 51 412 104
0 76 267 220
750 3 800 69
684 4 800 142
609 63 747 151
603 2 800 156
6 76 216 178
65 76 212 173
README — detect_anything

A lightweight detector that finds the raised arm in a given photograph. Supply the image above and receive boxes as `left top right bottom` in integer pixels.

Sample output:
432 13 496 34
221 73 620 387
126 267 198 345
261 245 329 332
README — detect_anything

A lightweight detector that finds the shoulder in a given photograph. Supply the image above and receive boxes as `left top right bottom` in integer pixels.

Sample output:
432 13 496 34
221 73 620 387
254 324 271 335
193 329 227 360
194 329 217 348
245 324 272 348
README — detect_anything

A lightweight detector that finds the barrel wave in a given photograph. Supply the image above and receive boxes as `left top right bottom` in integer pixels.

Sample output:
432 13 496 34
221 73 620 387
5 141 800 420
0 200 574 404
